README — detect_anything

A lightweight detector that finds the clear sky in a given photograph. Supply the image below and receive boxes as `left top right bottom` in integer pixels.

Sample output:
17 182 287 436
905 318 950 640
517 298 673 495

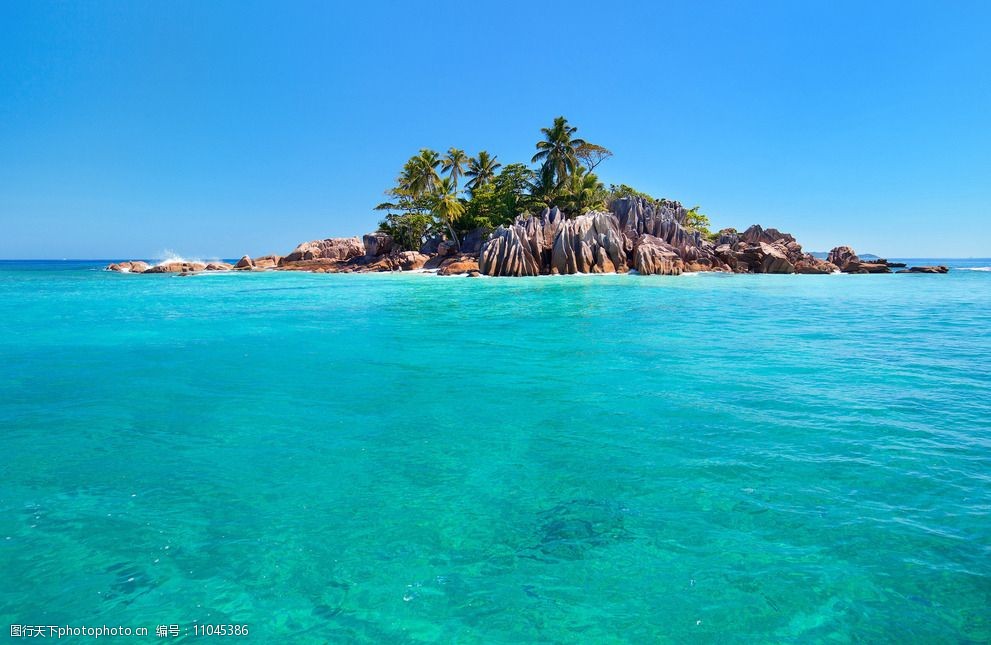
1 1 988 259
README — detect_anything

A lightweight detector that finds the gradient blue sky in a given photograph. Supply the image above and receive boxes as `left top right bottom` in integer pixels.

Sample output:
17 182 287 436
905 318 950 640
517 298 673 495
1 1 988 259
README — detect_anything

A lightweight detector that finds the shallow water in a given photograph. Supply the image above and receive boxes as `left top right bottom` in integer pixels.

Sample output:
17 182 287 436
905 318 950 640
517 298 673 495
1 260 989 642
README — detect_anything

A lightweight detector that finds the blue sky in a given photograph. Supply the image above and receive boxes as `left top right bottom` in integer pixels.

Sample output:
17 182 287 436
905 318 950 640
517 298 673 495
1 1 988 259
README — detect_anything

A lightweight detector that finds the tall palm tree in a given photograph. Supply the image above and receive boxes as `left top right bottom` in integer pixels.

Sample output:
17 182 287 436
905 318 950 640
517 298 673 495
401 149 442 197
464 151 502 193
441 148 469 191
431 176 466 250
531 116 586 188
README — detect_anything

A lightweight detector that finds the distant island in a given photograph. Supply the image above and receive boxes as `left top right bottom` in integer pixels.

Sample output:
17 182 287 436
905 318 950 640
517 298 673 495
107 117 948 277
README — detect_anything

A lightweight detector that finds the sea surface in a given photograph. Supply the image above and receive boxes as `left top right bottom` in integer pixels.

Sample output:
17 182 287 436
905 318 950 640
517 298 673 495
1 259 989 643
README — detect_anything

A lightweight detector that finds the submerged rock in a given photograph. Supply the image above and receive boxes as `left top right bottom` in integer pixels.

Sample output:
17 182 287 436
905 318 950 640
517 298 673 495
905 265 949 274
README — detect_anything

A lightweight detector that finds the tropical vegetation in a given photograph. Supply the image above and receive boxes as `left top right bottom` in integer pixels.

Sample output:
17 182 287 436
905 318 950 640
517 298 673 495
376 117 714 251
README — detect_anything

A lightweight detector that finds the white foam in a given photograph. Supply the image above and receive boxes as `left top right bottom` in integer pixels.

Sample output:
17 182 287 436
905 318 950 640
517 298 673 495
959 267 991 272
154 250 201 267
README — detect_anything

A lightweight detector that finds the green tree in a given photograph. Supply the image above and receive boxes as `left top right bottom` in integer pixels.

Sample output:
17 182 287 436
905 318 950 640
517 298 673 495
441 148 469 192
529 162 560 209
431 176 466 249
377 212 434 251
684 205 714 239
531 116 586 188
559 168 607 217
401 149 442 197
607 184 657 202
464 151 501 194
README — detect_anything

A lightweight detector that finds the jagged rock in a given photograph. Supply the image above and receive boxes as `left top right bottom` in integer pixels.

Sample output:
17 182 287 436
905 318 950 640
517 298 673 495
633 235 683 275
906 265 949 274
479 221 544 276
362 232 394 257
252 255 281 269
283 237 364 263
827 246 859 271
106 261 150 273
550 210 629 274
234 255 253 269
143 261 207 274
438 256 480 276
396 251 428 271
205 262 233 271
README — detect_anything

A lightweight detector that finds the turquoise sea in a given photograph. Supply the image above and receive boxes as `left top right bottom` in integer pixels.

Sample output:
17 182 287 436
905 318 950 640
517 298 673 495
1 259 990 643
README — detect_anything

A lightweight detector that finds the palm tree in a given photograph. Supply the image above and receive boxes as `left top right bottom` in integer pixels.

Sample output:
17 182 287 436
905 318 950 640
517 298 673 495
464 151 502 193
560 168 607 217
401 149 442 197
431 176 466 250
441 148 469 191
531 116 586 188
529 162 560 208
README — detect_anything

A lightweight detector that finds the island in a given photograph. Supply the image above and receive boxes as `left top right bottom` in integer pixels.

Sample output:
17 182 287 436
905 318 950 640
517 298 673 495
106 117 948 277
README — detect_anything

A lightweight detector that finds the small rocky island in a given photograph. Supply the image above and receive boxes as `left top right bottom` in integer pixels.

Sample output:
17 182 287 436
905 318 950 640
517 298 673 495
107 196 948 278
107 118 949 278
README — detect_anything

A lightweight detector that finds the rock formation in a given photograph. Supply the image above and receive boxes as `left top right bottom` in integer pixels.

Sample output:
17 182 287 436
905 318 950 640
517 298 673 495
827 245 892 273
283 237 364 263
104 197 938 279
478 199 836 277
362 233 393 257
106 261 150 273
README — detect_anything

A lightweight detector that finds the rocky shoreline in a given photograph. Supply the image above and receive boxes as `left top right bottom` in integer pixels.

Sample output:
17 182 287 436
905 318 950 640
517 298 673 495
107 197 948 277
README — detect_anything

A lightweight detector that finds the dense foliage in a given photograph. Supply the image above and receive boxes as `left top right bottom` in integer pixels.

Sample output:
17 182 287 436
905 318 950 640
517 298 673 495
376 117 715 250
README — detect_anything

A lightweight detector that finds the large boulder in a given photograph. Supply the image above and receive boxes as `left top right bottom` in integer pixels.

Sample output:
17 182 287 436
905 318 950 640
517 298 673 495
827 246 859 271
234 255 253 269
845 261 892 274
906 265 949 274
252 255 281 269
362 232 394 257
794 256 839 274
143 261 208 274
438 256 480 276
633 235 684 275
205 262 233 271
283 237 364 263
396 251 428 271
106 261 150 273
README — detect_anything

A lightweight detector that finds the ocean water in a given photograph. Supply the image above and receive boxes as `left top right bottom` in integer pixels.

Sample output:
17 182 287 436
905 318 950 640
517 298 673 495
1 259 989 643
